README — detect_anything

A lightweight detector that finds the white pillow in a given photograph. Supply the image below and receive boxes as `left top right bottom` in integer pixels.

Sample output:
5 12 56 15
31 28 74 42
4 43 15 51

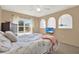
0 33 12 52
4 31 17 42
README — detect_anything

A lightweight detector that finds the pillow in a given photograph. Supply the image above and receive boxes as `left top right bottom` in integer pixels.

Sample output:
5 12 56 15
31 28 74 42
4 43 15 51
4 31 17 42
0 34 12 52
0 31 4 35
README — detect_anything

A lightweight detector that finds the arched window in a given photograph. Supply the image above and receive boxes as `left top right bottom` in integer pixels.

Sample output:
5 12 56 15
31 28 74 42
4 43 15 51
58 14 72 29
47 17 56 28
40 19 46 28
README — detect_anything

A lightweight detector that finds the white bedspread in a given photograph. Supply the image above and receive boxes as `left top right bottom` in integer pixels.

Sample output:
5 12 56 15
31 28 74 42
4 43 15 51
17 33 42 42
4 39 52 54
2 33 52 54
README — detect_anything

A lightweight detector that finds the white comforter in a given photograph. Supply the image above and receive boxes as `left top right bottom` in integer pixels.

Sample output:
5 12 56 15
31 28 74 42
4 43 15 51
2 33 52 54
17 33 42 42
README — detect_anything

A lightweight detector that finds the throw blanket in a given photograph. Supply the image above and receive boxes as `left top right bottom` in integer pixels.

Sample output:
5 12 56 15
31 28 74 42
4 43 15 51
42 34 57 53
42 35 57 45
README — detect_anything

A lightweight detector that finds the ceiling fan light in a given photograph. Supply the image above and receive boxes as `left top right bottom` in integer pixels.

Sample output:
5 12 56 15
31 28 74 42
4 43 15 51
36 8 41 11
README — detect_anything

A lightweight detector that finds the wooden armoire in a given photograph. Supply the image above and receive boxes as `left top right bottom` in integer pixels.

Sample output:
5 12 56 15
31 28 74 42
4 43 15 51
1 22 10 32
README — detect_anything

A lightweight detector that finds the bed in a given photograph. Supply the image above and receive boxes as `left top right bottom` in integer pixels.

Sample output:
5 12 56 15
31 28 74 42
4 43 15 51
0 31 57 54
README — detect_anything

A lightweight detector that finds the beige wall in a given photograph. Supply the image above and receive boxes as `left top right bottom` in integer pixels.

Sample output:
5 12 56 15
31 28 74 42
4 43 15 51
1 9 39 33
39 6 79 47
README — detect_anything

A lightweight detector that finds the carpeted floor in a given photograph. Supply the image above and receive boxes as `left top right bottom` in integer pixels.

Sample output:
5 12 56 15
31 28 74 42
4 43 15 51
52 42 79 54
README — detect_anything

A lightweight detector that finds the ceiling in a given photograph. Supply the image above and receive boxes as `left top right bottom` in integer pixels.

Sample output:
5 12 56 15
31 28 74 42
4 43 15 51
1 5 76 17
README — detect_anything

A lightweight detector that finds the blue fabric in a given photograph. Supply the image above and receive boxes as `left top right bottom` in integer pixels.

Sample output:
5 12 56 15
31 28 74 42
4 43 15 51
45 27 55 33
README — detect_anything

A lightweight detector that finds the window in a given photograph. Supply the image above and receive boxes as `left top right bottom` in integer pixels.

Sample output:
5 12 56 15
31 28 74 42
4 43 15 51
17 19 33 35
18 20 24 32
47 17 56 28
58 14 72 29
12 18 33 35
40 19 46 28
24 20 32 33
19 20 24 26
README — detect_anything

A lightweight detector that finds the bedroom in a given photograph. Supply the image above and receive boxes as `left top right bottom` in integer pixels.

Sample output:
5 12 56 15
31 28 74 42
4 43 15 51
0 5 79 54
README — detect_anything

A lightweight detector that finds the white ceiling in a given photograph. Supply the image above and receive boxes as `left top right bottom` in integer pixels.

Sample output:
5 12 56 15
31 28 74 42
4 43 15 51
1 5 76 17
